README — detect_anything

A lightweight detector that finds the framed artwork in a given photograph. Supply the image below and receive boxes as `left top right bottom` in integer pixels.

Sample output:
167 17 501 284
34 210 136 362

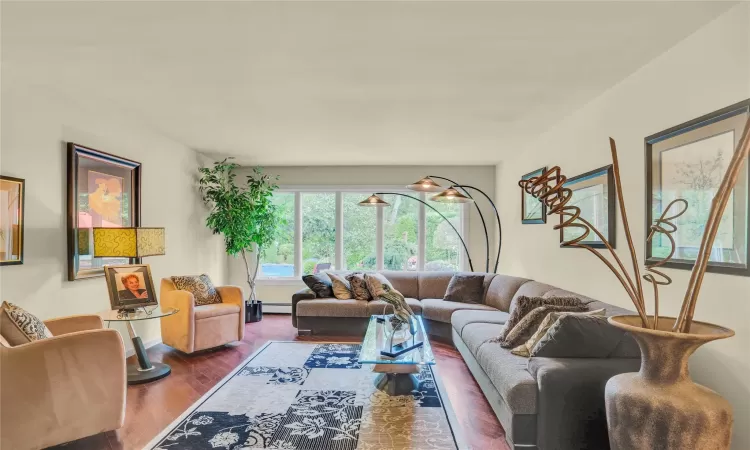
645 99 750 276
67 143 141 281
559 165 615 249
521 167 547 224
103 264 157 310
0 176 25 265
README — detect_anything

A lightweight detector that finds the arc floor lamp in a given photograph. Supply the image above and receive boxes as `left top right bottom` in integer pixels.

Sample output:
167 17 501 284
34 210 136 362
359 176 501 273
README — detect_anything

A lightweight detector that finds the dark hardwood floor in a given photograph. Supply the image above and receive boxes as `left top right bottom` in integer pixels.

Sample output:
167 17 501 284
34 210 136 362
55 314 509 450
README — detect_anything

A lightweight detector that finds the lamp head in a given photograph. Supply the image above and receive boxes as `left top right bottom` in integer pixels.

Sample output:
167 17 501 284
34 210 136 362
358 194 390 207
431 187 474 204
407 176 444 193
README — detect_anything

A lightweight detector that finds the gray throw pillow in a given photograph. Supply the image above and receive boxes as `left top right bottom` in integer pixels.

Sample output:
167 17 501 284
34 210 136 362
496 295 583 343
443 273 484 303
530 314 639 358
302 273 334 298
495 303 588 348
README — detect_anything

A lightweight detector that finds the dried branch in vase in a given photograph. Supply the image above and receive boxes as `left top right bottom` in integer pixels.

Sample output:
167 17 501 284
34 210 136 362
519 116 750 332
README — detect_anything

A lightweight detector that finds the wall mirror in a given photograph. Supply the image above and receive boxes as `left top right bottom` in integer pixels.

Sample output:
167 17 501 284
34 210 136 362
0 176 25 265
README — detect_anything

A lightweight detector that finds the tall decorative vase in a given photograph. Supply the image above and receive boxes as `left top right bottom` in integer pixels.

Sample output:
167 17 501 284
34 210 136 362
605 315 735 450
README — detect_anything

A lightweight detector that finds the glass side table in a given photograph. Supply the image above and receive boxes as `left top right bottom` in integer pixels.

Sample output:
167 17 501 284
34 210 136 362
100 307 178 385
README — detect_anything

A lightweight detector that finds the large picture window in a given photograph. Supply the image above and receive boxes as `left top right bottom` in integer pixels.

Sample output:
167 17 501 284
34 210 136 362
258 188 467 279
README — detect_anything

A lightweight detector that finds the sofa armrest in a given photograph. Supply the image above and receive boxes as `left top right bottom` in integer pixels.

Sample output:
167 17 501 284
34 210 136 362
291 288 316 328
528 356 641 450
44 314 103 335
216 285 246 340
159 289 196 353
0 329 126 450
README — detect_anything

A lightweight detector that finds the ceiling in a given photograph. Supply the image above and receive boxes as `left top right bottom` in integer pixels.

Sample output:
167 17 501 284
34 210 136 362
0 1 734 165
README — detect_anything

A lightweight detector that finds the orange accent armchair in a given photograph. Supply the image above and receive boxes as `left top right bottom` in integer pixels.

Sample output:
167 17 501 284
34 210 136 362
159 279 245 354
0 314 126 450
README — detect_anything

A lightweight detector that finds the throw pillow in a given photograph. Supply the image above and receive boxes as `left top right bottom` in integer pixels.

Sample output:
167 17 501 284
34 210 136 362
171 274 223 306
346 272 372 301
301 273 334 298
497 303 589 348
326 272 353 300
496 295 583 343
511 308 605 357
443 273 485 303
0 301 53 345
364 272 394 298
531 314 635 358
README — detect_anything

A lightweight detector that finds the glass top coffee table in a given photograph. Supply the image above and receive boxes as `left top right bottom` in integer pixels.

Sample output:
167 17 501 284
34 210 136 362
359 315 435 395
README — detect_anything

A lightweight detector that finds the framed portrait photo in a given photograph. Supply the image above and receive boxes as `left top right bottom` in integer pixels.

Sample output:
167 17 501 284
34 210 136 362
521 167 547 224
0 176 25 266
646 99 750 276
104 264 157 310
67 143 141 281
560 165 615 248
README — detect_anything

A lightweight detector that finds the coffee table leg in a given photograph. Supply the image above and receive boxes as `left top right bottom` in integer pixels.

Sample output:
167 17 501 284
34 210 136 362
125 321 171 385
372 364 420 396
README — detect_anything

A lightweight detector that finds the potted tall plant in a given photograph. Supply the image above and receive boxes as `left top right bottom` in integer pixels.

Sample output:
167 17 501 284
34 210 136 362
199 159 282 322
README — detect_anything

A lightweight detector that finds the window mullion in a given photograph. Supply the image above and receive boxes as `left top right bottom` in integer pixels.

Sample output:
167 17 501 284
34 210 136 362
376 207 384 270
294 192 302 277
418 193 426 271
335 192 344 270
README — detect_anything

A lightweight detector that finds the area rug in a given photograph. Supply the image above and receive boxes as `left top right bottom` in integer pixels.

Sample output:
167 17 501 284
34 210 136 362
146 341 464 450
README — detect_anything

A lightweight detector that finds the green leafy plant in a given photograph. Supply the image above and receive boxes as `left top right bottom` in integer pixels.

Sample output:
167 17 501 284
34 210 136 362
199 159 282 301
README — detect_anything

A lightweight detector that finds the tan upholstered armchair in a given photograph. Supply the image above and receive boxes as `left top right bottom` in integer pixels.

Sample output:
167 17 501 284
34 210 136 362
159 278 245 354
0 314 126 450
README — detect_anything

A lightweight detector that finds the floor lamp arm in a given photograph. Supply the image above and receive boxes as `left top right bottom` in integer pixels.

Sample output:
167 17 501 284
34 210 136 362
376 192 474 272
452 185 502 273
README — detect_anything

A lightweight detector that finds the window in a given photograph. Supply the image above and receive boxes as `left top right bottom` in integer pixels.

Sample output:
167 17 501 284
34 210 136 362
257 188 467 279
343 193 377 270
302 193 336 275
259 193 295 277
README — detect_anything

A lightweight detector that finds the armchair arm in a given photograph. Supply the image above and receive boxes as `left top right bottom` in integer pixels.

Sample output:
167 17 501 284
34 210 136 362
0 329 126 450
160 289 196 353
528 357 640 450
44 314 103 336
291 288 316 328
216 285 246 340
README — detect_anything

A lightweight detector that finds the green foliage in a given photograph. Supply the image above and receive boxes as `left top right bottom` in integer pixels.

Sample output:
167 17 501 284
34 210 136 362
198 159 282 257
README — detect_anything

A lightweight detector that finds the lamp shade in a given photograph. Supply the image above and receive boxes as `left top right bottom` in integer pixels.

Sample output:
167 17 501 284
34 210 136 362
93 227 166 257
358 194 390 207
407 176 444 192
431 187 474 204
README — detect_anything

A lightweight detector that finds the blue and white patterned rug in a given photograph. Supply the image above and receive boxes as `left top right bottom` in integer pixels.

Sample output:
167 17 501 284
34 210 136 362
146 341 463 450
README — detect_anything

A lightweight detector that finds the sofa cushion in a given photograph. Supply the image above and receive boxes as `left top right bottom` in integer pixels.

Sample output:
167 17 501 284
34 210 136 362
379 271 419 298
194 302 241 320
171 274 223 306
531 314 638 358
367 298 422 316
295 298 370 318
364 272 395 298
499 303 589 348
302 273 334 298
444 273 485 303
484 275 531 311
1 301 53 345
497 295 584 343
326 272 353 300
461 322 504 354
421 298 497 324
451 309 510 335
476 342 538 414
346 273 372 301
417 272 454 299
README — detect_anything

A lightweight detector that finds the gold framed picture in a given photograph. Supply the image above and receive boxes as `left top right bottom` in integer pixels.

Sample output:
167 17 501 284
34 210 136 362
104 264 158 310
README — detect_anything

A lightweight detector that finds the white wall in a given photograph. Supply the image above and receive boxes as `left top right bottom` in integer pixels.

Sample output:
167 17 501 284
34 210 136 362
0 80 227 351
228 165 496 303
497 4 750 448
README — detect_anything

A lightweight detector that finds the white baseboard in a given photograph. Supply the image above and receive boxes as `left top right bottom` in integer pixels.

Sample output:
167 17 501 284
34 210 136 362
262 304 292 314
126 338 162 358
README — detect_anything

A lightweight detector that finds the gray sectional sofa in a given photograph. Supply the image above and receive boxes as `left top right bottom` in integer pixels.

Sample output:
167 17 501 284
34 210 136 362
291 271 641 450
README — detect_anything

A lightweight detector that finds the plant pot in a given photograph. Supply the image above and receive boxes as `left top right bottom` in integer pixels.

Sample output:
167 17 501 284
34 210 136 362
245 300 263 323
605 315 735 450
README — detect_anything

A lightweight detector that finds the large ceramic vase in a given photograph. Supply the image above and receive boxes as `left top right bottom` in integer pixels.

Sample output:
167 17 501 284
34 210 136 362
605 315 735 450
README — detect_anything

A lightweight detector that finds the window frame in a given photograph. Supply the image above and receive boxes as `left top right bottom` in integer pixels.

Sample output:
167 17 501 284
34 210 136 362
256 185 468 282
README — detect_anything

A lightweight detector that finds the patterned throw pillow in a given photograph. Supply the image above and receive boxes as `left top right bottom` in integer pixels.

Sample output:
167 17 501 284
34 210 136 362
495 295 583 343
171 274 223 306
497 303 589 348
364 272 394 299
0 301 53 345
302 273 334 298
326 272 353 300
346 272 372 301
511 309 605 357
